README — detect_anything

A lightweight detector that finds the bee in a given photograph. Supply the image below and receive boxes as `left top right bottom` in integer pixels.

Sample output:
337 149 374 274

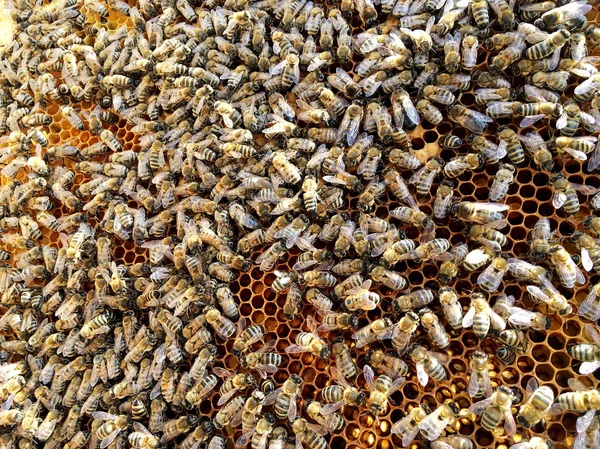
204 306 236 340
232 317 264 357
443 154 484 178
352 316 398 348
548 244 585 288
469 386 516 435
341 279 381 311
337 103 363 146
517 378 555 428
320 367 365 417
366 349 409 379
463 292 506 337
264 374 302 422
529 218 554 260
518 132 555 171
525 29 570 59
568 324 600 374
468 351 493 399
60 105 85 130
449 105 493 134
418 308 450 349
331 337 357 379
285 315 330 359
316 311 358 333
489 164 515 202
391 404 432 446
292 418 327 449
439 243 469 284
409 157 444 197
557 377 600 415
462 35 479 70
363 365 404 417
418 401 460 441
305 400 344 433
160 416 198 443
526 276 572 315
91 412 130 449
357 178 387 212
551 174 598 217
557 101 597 136
579 282 600 321
452 201 509 227
416 99 443 125
409 344 449 386
509 437 553 449
240 341 283 379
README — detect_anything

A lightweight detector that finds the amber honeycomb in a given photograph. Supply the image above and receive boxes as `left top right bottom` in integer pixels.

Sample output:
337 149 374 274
1 2 600 449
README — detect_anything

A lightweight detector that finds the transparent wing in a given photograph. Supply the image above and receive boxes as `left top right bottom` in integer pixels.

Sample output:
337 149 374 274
468 397 493 415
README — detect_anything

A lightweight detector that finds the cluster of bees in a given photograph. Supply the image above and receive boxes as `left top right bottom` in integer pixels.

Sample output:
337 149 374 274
1 0 600 447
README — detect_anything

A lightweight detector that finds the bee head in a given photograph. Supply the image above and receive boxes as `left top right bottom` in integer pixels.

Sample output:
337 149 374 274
319 346 331 359
570 231 584 242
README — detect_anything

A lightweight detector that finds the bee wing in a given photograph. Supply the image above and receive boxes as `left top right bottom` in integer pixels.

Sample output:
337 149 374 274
388 376 406 395
400 427 419 446
263 387 283 405
578 410 599 436
587 140 600 172
570 183 598 195
476 237 502 252
507 307 535 327
132 422 153 437
580 361 600 375
468 397 493 415
581 248 594 272
288 392 298 422
285 344 308 354
462 307 475 328
569 377 591 392
92 411 118 420
377 323 400 340
363 364 375 390
466 370 480 398
408 165 428 184
416 362 429 386
217 385 240 406
307 315 319 334
292 258 318 271
256 364 279 379
580 290 600 319
235 431 253 448
575 265 586 285
520 114 546 128
330 366 351 388
100 429 122 449
213 367 235 378
503 409 516 436
552 191 566 209
321 401 345 415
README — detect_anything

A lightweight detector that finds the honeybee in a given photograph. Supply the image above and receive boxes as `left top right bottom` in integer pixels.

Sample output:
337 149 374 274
91 412 130 449
451 201 509 228
469 352 492 398
508 305 551 330
292 418 327 449
469 386 516 435
321 366 366 413
352 316 398 348
489 164 515 202
433 181 454 220
518 132 555 171
418 401 460 441
526 276 572 315
556 378 600 418
528 218 554 260
550 174 597 216
366 349 409 379
363 365 404 417
517 378 555 428
548 244 585 288
409 344 449 386
568 324 600 374
463 292 506 338
525 29 570 59
448 105 493 134
391 404 432 446
331 337 357 380
285 315 330 359
444 154 483 179
264 374 302 422
509 437 553 449
477 256 509 292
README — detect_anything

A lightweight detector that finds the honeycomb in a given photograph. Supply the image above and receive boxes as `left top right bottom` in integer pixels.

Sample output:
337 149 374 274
0 0 600 448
